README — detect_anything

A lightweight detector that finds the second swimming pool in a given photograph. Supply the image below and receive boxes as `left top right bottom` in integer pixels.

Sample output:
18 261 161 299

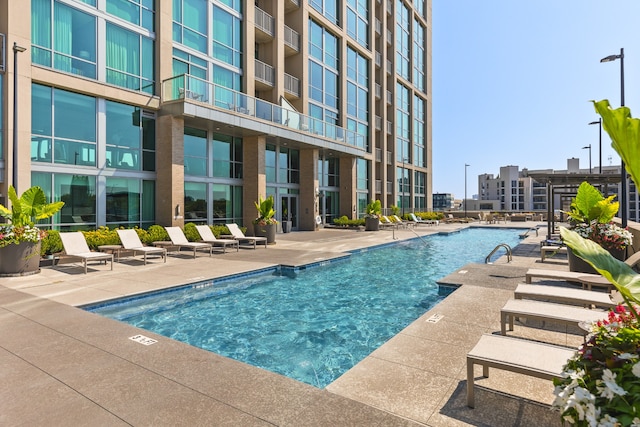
87 227 522 387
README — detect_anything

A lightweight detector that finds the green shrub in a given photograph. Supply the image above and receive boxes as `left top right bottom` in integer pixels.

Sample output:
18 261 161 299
333 216 365 227
145 225 169 244
211 224 229 237
82 226 119 250
41 230 63 256
183 222 200 241
415 211 444 221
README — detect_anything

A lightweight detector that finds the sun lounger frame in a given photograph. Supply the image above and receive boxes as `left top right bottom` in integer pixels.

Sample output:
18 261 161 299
514 283 614 309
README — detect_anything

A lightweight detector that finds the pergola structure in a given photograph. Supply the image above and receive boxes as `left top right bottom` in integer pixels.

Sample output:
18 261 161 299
528 172 622 240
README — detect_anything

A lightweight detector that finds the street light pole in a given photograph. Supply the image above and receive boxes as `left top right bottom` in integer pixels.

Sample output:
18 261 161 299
464 164 470 219
12 42 26 193
600 48 626 227
582 144 592 174
588 118 602 174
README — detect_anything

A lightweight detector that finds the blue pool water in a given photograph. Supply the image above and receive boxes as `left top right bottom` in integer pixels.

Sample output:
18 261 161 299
87 227 522 388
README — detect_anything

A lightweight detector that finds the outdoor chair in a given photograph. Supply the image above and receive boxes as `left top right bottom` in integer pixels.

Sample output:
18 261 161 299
116 229 166 265
59 231 113 274
164 227 213 258
225 223 268 249
195 225 239 253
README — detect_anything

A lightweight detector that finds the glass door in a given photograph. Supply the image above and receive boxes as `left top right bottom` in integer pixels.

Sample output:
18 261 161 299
280 195 298 232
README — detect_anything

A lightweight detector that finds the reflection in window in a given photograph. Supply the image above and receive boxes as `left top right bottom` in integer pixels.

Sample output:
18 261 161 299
106 177 154 227
106 0 155 32
172 0 207 53
106 23 154 93
184 127 207 176
212 184 242 224
31 84 97 166
31 0 97 79
212 5 242 68
212 134 242 179
106 101 155 170
184 182 207 222
32 172 97 229
346 0 368 48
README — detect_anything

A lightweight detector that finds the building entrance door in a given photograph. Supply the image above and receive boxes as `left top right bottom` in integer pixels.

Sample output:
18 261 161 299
280 195 298 232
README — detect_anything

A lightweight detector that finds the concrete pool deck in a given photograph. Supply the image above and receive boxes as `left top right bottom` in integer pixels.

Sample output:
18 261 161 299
0 222 582 426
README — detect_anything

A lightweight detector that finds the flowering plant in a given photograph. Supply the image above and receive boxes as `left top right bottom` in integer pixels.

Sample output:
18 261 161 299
553 304 640 426
573 221 633 252
0 186 64 248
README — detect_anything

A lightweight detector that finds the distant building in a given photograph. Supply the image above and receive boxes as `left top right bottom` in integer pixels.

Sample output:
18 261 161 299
476 159 639 222
433 193 454 211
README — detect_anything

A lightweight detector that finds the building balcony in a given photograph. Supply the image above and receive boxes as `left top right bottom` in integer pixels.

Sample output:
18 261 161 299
386 90 392 104
255 7 274 41
284 73 300 98
255 59 274 88
386 181 393 194
375 180 382 193
285 0 299 12
375 19 382 35
284 25 300 55
375 115 382 130
386 151 392 165
375 51 382 67
375 148 382 162
375 84 381 99
161 74 367 152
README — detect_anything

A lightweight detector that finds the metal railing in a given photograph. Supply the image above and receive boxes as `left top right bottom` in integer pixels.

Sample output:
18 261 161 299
284 25 300 51
255 7 274 36
162 74 367 149
485 243 512 264
255 59 274 86
284 73 300 97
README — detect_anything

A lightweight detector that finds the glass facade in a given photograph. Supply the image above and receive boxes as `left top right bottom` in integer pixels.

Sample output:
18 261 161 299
347 0 368 48
32 172 97 229
310 0 338 25
31 0 155 93
396 83 410 163
413 20 425 91
414 171 426 210
396 0 411 80
413 95 425 168
346 47 369 151
172 0 207 53
106 101 156 171
308 20 339 137
0 76 3 160
106 177 155 227
212 5 242 68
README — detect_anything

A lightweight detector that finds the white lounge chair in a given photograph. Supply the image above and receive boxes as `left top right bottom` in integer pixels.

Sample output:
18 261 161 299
392 215 413 228
466 334 574 408
500 299 607 335
540 245 567 262
225 223 268 248
116 229 166 265
410 213 438 226
195 225 239 253
514 283 615 309
380 216 398 229
59 231 114 274
164 227 212 258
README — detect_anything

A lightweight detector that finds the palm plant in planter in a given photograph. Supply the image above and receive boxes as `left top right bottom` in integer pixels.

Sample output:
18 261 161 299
253 195 277 243
564 181 632 272
364 200 382 231
0 186 64 276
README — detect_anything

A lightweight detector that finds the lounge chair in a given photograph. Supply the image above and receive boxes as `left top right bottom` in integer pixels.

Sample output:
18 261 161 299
500 299 607 335
514 283 615 309
59 231 114 274
392 215 413 228
540 245 567 262
225 223 268 248
409 213 428 226
380 216 398 229
195 225 239 253
164 227 212 258
116 229 166 265
466 334 574 408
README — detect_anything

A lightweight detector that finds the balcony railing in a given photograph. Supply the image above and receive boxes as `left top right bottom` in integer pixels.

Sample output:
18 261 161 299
284 25 300 51
0 33 5 72
255 59 274 86
255 7 274 36
386 90 392 104
386 151 392 165
284 73 300 97
375 148 382 162
375 51 382 67
162 74 367 149
375 179 382 193
375 115 382 130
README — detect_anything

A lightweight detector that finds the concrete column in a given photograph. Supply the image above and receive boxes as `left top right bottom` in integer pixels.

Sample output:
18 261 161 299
156 115 184 226
243 135 266 233
340 156 357 219
299 148 319 231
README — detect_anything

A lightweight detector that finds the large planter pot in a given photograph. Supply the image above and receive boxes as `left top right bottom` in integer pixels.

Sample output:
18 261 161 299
0 241 42 277
254 223 276 244
568 246 625 274
365 217 380 231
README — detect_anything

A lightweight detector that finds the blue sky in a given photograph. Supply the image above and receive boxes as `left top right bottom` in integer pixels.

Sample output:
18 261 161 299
432 1 640 199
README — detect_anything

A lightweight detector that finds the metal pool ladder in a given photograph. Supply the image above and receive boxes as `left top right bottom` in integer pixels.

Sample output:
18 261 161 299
485 243 512 264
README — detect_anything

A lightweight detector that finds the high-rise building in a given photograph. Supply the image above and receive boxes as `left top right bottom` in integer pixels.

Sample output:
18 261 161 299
0 0 432 232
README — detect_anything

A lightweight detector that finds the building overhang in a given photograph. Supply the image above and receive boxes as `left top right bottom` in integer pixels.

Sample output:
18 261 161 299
160 100 367 158
528 172 621 186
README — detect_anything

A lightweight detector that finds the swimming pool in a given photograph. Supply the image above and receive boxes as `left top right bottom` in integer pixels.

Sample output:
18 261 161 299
86 227 522 388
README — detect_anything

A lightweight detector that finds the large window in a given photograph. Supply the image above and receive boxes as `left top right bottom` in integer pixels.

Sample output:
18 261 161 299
212 134 242 179
413 20 425 91
106 23 154 93
212 5 242 68
184 127 208 176
356 158 368 190
308 21 339 137
212 184 242 224
106 177 155 227
318 157 339 187
396 0 410 80
184 182 207 222
32 172 97 229
266 144 299 184
310 0 338 25
172 0 207 53
396 83 410 163
106 0 155 32
413 95 425 168
106 101 156 171
31 0 97 79
346 47 369 150
31 84 97 166
414 171 426 210
346 0 368 49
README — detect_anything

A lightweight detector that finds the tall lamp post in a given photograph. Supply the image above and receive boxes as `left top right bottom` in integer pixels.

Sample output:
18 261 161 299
12 42 26 193
600 48 626 227
582 144 592 174
464 164 470 219
588 118 602 174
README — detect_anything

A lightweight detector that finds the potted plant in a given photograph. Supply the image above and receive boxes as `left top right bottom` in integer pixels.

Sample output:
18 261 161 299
553 100 640 425
564 181 632 273
0 185 64 276
364 200 382 231
253 195 277 244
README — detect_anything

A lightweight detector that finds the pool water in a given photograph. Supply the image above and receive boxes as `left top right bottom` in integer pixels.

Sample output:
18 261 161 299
87 227 522 388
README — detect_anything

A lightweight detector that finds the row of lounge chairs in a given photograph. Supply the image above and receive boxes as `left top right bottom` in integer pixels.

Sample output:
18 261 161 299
57 224 267 274
466 254 640 407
